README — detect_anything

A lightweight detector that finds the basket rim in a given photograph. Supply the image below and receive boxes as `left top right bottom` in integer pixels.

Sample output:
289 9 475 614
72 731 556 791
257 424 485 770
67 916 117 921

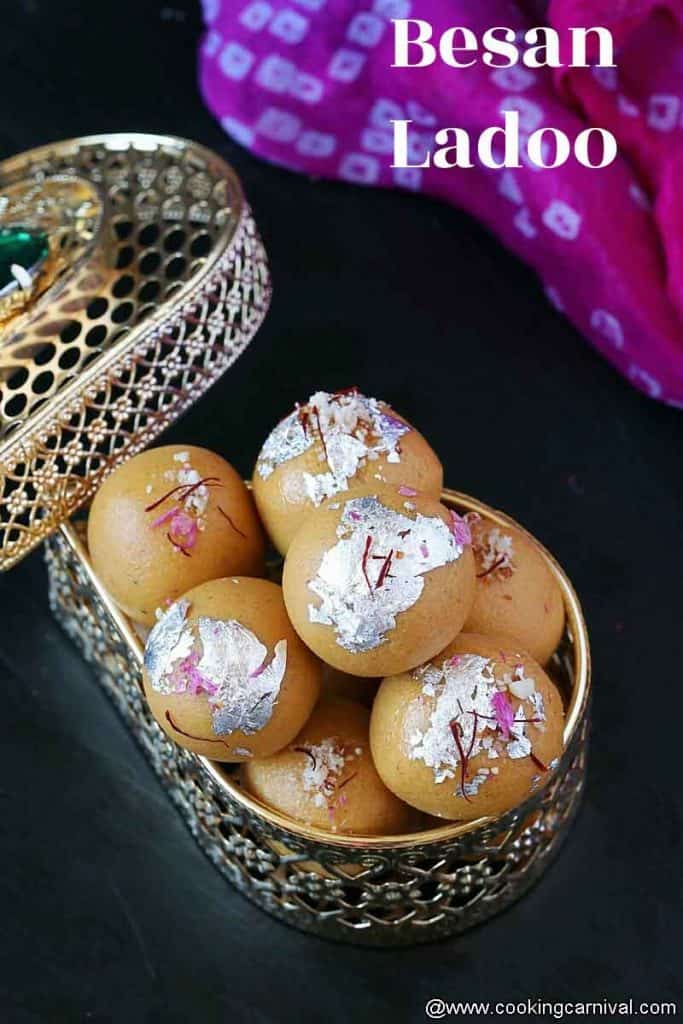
63 484 590 852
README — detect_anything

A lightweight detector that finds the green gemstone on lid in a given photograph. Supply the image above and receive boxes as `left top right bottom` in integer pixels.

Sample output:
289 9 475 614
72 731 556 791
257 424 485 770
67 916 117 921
0 226 49 296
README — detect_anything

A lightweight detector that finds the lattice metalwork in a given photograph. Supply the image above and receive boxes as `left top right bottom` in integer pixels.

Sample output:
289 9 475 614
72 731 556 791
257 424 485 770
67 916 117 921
0 133 271 569
45 490 590 946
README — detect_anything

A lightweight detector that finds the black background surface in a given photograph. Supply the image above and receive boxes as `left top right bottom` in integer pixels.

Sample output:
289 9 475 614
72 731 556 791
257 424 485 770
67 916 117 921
1 3 681 1022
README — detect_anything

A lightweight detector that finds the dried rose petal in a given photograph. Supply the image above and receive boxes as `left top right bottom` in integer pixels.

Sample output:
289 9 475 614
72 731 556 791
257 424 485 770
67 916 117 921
492 691 515 739
151 505 181 529
169 511 198 550
449 510 472 547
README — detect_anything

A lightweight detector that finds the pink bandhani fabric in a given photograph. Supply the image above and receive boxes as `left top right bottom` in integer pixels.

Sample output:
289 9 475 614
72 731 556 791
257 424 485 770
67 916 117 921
199 0 683 406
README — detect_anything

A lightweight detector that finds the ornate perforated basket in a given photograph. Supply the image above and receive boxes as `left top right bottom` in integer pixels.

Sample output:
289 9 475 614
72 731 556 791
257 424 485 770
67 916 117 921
44 490 590 947
3 134 590 946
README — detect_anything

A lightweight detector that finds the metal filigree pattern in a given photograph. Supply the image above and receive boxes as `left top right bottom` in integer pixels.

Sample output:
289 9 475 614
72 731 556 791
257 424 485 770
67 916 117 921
0 133 271 569
44 490 591 947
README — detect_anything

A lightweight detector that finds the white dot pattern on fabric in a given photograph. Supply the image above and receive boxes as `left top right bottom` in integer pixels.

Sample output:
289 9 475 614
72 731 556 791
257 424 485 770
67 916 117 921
254 54 324 103
647 94 680 132
362 127 395 154
240 1 272 31
291 71 324 103
500 96 544 132
393 166 422 189
256 54 295 92
592 65 618 91
219 41 256 80
203 29 222 57
490 67 535 92
270 8 310 44
296 130 336 157
405 100 437 126
542 200 582 240
518 137 548 173
339 153 380 184
221 116 255 147
200 0 683 408
202 0 222 22
256 107 302 142
347 12 385 48
370 97 402 125
373 0 411 15
514 206 537 239
629 365 662 398
591 310 624 350
498 170 523 205
328 48 366 82
617 95 640 118
545 286 565 313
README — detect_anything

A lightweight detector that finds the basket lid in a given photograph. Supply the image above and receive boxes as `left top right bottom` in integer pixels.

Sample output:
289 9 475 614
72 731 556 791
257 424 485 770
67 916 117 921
0 132 271 570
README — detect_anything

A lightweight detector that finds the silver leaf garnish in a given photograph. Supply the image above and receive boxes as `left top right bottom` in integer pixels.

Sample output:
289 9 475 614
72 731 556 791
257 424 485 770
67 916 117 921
410 655 497 783
143 600 287 737
507 701 533 759
506 733 532 759
197 618 287 736
144 599 194 693
256 410 312 481
256 391 410 504
457 769 490 798
307 495 462 652
409 653 548 793
529 689 546 728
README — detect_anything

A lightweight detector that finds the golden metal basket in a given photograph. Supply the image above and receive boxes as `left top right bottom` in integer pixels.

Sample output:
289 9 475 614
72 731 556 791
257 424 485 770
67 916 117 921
3 134 590 946
0 133 271 570
44 490 590 947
